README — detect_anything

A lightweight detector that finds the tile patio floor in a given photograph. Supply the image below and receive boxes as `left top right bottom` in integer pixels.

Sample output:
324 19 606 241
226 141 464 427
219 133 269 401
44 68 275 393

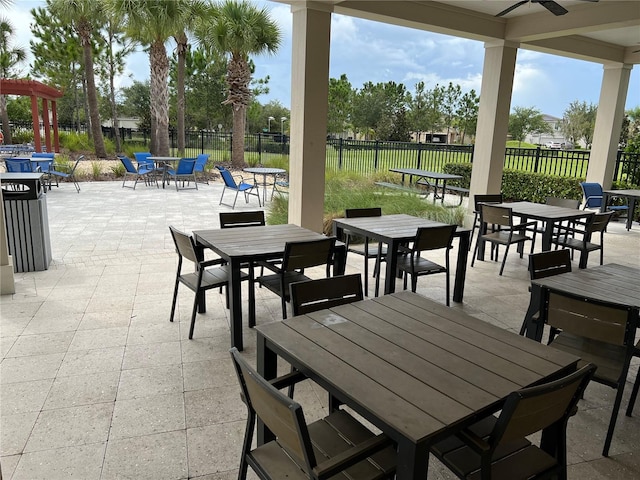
1 179 639 479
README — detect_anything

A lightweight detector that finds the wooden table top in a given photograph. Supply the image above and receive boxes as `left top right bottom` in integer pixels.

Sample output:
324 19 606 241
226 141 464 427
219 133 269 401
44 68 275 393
531 263 640 309
389 168 462 180
603 189 640 198
499 201 593 221
333 214 468 241
256 291 579 445
194 223 329 261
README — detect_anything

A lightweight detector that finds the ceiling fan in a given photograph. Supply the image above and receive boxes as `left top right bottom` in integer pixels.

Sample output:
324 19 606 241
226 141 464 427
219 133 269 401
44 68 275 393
496 0 599 18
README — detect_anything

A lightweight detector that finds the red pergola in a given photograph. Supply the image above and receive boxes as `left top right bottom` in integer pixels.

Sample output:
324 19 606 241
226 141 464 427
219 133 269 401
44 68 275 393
1 79 63 153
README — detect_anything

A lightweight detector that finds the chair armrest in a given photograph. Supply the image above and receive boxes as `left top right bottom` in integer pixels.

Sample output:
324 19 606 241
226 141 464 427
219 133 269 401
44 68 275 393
313 433 394 480
456 427 491 455
200 258 225 268
269 370 307 390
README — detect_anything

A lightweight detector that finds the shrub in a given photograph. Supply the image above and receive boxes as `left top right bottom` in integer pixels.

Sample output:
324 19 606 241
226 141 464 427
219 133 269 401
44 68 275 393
111 163 126 178
90 161 103 180
11 128 34 144
59 132 92 151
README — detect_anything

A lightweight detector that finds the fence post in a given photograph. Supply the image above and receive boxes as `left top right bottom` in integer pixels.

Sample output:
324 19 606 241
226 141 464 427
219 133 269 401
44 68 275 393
257 132 262 163
337 138 343 170
374 140 380 170
534 146 541 173
417 142 423 169
614 150 622 181
200 130 204 154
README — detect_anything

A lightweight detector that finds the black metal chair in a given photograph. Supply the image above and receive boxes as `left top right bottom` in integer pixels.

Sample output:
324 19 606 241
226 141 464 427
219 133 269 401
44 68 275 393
469 193 503 250
550 211 613 269
49 154 84 193
230 347 397 480
431 364 596 480
396 224 457 306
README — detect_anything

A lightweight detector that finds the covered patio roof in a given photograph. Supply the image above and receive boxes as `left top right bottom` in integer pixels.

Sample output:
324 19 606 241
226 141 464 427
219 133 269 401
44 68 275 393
0 78 63 153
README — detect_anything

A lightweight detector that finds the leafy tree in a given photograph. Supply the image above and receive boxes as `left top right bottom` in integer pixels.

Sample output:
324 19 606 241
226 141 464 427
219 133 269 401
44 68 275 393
0 15 26 143
352 80 408 140
455 89 479 143
111 0 193 156
623 106 640 154
30 3 85 128
120 80 151 130
194 0 281 168
408 81 430 141
50 0 107 157
327 74 352 135
442 82 461 140
508 106 551 145
6 96 32 122
246 99 288 134
561 100 596 148
424 84 445 137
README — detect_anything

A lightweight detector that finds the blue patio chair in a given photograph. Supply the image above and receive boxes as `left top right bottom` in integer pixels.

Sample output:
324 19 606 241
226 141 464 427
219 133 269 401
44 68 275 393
134 151 163 179
194 153 210 184
215 165 261 209
580 182 629 216
167 158 197 191
30 153 56 189
117 154 157 190
5 158 34 173
49 155 84 193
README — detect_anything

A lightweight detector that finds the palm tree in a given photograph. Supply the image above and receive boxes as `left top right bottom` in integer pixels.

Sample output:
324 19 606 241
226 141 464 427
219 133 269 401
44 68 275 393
0 16 26 144
174 0 208 156
111 0 192 156
50 0 107 158
196 0 281 168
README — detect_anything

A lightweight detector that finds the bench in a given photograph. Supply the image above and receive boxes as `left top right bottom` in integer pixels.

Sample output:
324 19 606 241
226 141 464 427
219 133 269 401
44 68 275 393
374 181 427 196
415 180 470 206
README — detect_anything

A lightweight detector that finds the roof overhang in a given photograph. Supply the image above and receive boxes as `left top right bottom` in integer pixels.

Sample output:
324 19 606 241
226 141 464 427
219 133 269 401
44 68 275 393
0 79 64 101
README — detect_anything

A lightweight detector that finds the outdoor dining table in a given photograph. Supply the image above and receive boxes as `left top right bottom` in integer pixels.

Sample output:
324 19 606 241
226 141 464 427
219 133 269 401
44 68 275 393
521 263 640 341
193 224 346 351
148 156 181 188
243 167 286 204
475 201 595 260
602 189 640 231
255 291 580 479
389 167 463 204
332 214 471 300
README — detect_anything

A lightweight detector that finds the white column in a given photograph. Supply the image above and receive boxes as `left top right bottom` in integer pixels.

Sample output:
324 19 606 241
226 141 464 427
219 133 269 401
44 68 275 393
287 2 332 232
468 40 519 222
586 64 632 189
0 189 15 294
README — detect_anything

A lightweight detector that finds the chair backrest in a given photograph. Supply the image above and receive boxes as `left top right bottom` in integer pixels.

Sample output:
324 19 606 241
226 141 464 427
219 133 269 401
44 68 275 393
580 182 604 209
528 249 572 280
31 153 55 159
68 155 84 173
490 364 596 449
587 211 614 235
216 165 238 188
345 207 382 218
282 237 336 273
5 158 33 172
117 155 138 174
168 226 198 265
473 193 503 213
176 158 196 174
546 197 580 209
480 204 513 228
413 224 457 253
194 154 209 172
230 347 316 472
290 274 363 316
220 211 265 229
546 291 634 346
134 152 154 169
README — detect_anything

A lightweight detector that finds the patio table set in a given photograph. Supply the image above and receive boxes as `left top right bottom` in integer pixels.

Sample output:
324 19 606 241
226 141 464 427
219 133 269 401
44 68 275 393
178 196 638 479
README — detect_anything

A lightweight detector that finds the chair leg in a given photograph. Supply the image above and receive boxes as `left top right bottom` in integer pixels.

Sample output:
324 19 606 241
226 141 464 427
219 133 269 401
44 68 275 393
499 243 511 276
602 383 626 456
189 293 199 339
170 279 180 322
363 239 369 296
626 366 640 417
445 253 451 307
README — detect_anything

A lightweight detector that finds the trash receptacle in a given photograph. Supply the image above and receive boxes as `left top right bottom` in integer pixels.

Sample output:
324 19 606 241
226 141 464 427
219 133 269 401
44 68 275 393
1 172 51 272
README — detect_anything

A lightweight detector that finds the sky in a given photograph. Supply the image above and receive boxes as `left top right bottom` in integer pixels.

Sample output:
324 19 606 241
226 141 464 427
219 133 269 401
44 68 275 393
5 0 640 119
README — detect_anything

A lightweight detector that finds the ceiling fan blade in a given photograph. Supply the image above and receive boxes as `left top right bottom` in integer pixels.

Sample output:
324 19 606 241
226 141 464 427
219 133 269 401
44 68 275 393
495 0 529 17
537 1 568 16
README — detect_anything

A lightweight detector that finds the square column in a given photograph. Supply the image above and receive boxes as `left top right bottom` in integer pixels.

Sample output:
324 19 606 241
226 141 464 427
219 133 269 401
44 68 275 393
468 41 518 219
586 64 632 188
287 3 332 232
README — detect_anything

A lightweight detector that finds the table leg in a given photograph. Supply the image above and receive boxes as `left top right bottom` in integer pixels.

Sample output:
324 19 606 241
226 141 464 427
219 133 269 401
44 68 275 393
453 230 470 303
256 335 277 445
396 441 429 480
229 260 244 351
627 198 636 231
542 221 555 252
384 240 400 295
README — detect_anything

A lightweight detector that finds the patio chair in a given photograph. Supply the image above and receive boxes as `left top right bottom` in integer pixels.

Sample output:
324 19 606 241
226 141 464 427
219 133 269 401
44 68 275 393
4 158 34 172
518 249 572 338
270 171 289 199
290 273 363 316
49 154 83 193
550 211 613 269
471 204 537 276
216 165 261 209
229 347 397 480
117 154 157 190
344 208 387 297
134 151 163 181
396 224 457 306
30 153 55 189
167 158 197 191
193 153 210 184
431 363 596 480
580 182 629 218
544 290 638 456
169 226 250 339
469 193 503 250
256 237 336 319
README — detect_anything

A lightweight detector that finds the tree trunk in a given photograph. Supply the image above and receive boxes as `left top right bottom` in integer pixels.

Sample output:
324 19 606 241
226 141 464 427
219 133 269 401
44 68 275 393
150 40 170 156
176 33 187 156
231 105 246 168
0 95 12 144
81 33 106 157
82 74 91 140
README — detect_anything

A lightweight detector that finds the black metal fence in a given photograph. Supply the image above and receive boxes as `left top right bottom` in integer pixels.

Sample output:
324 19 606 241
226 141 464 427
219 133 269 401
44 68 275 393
4 121 639 183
